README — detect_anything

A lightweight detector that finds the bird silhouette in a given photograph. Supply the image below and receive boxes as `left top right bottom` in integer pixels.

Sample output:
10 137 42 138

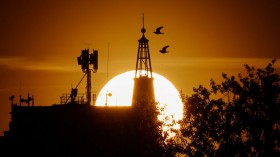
154 26 164 34
160 45 169 54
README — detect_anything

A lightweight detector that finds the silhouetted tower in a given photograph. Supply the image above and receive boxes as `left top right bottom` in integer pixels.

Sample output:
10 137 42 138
132 15 155 105
77 49 98 105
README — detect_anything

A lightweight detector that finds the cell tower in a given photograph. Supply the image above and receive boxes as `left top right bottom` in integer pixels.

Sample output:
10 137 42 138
132 14 155 105
77 49 98 105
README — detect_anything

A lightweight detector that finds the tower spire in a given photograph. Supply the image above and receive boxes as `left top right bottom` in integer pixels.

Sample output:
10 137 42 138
142 13 144 30
132 15 155 105
135 14 152 78
141 13 146 35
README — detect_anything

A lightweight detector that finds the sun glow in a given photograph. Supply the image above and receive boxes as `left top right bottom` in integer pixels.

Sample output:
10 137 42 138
95 71 183 132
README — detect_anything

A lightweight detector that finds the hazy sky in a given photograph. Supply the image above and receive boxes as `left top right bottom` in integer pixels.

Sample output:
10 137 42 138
0 0 280 135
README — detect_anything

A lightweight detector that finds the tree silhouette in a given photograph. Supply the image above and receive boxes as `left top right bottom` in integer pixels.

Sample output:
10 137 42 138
132 98 172 156
176 59 280 156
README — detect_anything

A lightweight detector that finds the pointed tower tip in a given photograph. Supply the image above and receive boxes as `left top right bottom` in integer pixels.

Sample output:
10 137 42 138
141 13 146 34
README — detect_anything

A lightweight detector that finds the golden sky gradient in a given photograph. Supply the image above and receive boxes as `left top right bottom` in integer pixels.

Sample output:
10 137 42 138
0 0 280 135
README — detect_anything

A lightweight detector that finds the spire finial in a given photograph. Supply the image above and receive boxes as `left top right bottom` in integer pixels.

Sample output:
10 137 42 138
141 13 146 34
142 13 144 28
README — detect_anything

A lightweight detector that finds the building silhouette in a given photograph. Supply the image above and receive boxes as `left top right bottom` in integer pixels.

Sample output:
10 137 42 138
0 18 162 157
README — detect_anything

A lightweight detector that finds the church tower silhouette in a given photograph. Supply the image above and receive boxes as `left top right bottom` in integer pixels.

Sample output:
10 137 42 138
132 14 155 105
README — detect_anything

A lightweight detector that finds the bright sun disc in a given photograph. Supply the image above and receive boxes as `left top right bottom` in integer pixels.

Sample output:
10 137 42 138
95 70 183 130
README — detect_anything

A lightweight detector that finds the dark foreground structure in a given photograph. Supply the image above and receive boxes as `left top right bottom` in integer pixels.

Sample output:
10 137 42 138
0 103 161 157
0 16 163 157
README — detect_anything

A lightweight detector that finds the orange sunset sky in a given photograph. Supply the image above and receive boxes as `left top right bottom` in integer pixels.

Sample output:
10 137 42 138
0 0 280 135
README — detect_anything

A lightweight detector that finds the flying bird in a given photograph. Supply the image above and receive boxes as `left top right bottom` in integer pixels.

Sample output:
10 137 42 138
154 26 164 34
160 45 169 54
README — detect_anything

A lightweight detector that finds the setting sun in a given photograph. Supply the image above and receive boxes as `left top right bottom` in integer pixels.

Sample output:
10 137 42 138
95 70 183 125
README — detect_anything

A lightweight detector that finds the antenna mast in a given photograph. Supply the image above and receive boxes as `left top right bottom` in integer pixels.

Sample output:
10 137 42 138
77 49 98 105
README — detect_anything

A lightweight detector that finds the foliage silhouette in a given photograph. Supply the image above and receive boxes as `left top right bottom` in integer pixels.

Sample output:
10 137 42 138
175 59 280 156
132 97 173 156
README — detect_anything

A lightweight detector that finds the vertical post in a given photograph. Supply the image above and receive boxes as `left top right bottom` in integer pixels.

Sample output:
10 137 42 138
105 92 108 106
32 95 34 106
20 95 22 106
86 68 91 105
28 93 30 107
